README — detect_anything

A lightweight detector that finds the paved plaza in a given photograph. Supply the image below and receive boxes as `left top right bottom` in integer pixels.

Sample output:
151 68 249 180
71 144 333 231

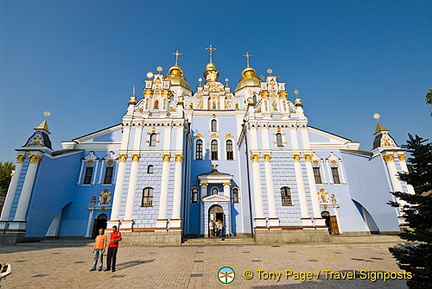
0 240 409 289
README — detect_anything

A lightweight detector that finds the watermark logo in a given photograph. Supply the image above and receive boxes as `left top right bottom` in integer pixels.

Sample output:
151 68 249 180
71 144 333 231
218 266 235 284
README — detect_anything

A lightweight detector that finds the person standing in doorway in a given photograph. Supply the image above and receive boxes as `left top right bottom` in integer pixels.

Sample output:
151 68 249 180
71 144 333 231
105 225 122 272
209 220 214 238
90 228 107 271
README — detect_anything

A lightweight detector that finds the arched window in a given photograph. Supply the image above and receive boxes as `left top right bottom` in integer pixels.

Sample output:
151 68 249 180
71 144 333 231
276 133 283 147
211 119 217 132
233 188 239 203
142 187 154 207
226 140 233 160
191 187 198 203
149 133 157 146
281 187 292 206
147 165 154 174
196 139 203 160
211 140 218 160
211 187 218 195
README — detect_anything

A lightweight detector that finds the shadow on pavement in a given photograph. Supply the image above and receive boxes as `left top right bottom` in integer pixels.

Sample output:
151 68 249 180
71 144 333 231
118 259 154 269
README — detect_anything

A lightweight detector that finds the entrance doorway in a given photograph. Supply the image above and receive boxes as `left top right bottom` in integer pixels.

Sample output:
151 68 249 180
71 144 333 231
208 205 224 237
91 213 107 239
321 211 339 235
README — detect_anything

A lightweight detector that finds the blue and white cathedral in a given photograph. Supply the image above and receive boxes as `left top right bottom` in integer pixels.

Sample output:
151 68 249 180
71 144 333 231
0 48 414 245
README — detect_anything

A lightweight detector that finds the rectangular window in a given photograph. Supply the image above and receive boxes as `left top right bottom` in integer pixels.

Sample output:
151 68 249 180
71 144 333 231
332 167 341 184
83 167 93 184
281 187 293 206
103 167 114 184
313 167 322 184
142 188 154 207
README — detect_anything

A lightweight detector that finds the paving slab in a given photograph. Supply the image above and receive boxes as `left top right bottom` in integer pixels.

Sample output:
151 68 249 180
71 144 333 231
0 241 409 288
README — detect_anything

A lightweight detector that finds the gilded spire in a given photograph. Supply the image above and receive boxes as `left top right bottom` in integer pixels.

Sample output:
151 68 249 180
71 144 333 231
204 45 219 82
206 45 216 63
35 119 50 133
165 50 190 90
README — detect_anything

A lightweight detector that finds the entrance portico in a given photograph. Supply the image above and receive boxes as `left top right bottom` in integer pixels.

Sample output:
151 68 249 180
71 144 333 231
198 164 233 237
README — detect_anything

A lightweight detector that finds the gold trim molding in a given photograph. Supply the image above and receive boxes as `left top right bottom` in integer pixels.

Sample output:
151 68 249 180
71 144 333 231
210 133 218 138
292 154 301 162
132 154 140 162
29 154 42 163
16 155 25 163
162 154 171 162
263 154 272 162
195 133 204 138
175 154 184 162
225 134 234 139
278 91 288 99
397 154 406 161
383 154 394 162
223 182 231 186
250 154 260 162
304 154 312 162
118 154 128 162
200 182 208 186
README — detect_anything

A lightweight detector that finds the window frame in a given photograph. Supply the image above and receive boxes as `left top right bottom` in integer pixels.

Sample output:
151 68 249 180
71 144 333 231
141 187 154 207
281 186 293 206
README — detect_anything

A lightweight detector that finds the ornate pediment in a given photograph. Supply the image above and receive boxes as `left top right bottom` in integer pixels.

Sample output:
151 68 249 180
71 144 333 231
202 195 230 202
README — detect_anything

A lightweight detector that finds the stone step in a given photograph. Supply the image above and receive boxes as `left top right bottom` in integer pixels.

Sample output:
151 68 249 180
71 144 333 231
182 237 256 245
330 235 403 244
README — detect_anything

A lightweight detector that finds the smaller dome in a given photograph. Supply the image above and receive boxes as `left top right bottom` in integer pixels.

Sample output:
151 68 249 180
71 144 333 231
235 67 260 92
165 65 191 90
203 61 219 82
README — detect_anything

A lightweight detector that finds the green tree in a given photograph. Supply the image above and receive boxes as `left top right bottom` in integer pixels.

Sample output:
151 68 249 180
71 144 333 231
426 88 432 116
0 161 15 196
389 134 432 289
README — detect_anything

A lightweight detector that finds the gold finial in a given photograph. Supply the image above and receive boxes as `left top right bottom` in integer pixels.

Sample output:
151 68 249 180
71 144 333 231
43 111 51 117
225 78 229 86
206 45 216 62
146 71 154 79
198 77 203 86
294 89 299 96
243 52 252 67
173 50 181 66
156 66 163 73
212 161 218 170
267 68 273 75
373 113 380 121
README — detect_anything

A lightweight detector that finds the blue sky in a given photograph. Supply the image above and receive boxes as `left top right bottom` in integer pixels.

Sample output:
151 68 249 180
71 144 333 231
1 0 431 163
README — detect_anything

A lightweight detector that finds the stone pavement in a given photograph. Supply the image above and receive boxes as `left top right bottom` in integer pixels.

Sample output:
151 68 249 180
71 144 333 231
0 240 409 289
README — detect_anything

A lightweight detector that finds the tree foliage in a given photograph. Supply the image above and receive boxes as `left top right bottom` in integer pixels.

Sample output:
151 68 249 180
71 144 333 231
389 134 432 289
426 88 432 116
0 161 15 196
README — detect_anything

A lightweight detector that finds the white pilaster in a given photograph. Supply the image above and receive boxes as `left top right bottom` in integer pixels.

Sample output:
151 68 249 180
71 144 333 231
292 154 310 226
0 155 25 221
133 125 143 150
156 154 171 229
383 154 406 219
397 154 415 194
85 208 95 237
171 154 183 229
13 154 42 222
251 154 266 227
123 154 140 229
200 183 208 198
303 154 322 218
109 154 127 221
223 183 230 198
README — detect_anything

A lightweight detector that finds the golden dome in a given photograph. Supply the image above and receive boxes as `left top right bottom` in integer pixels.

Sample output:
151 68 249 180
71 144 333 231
165 65 191 90
235 67 260 92
203 61 219 82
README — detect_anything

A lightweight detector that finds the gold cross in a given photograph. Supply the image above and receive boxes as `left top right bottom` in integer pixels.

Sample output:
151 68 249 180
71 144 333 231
206 45 216 62
243 52 252 67
173 50 181 66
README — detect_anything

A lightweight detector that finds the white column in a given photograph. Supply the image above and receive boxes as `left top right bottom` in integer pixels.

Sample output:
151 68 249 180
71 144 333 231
0 155 25 221
171 154 183 229
108 154 127 221
251 154 266 227
13 154 42 222
292 154 310 227
383 154 403 193
123 154 140 229
383 154 406 219
120 125 131 151
200 183 208 198
85 208 95 237
156 154 171 229
263 154 279 228
223 183 231 198
397 153 415 194
133 125 143 150
303 154 322 218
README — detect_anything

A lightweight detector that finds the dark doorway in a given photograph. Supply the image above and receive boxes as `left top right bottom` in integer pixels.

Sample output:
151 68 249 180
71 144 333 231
91 213 107 239
208 205 224 237
321 211 339 235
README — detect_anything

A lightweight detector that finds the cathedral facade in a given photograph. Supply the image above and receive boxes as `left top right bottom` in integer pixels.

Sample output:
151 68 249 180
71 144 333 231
0 48 412 245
